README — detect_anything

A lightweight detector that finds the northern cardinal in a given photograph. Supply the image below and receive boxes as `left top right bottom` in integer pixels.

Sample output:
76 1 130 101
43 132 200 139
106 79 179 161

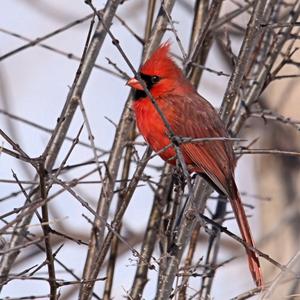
127 43 262 287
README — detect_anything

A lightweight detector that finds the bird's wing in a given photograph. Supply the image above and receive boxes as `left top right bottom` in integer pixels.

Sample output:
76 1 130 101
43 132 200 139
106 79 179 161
164 93 236 196
161 93 263 287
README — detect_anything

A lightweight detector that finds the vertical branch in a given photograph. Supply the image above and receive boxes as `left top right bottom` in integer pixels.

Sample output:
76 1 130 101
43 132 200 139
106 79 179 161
231 1 300 134
177 1 223 297
178 223 201 300
158 177 184 294
0 0 121 290
102 1 161 297
130 165 173 299
102 230 119 300
155 179 212 300
79 0 176 298
102 125 135 300
220 0 267 127
185 0 223 77
81 147 152 299
38 160 57 300
198 198 226 298
187 0 209 86
79 93 133 299
144 0 157 43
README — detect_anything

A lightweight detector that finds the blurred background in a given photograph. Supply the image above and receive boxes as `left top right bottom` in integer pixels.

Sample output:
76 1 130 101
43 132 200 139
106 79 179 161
1 1 300 299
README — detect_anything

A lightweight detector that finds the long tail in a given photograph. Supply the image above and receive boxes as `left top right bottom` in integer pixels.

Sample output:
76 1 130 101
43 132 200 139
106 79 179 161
229 180 263 287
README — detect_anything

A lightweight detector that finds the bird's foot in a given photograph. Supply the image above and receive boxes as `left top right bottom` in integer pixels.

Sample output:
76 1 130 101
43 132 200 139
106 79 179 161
172 168 186 191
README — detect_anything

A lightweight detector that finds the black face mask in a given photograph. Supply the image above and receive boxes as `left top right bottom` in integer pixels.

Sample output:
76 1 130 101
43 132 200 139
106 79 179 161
133 73 160 100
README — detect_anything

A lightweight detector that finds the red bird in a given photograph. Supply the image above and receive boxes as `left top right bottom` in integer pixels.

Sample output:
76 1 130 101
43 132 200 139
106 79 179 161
127 43 262 287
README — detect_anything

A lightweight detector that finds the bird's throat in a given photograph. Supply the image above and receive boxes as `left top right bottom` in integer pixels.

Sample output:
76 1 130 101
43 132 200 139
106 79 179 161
133 89 147 101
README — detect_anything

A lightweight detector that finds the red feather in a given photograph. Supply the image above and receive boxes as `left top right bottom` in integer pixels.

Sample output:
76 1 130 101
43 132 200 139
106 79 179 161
128 44 263 287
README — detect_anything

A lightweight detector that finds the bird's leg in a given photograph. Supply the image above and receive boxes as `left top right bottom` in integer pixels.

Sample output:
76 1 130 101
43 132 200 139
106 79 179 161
191 172 198 181
169 169 191 248
159 180 175 256
161 176 182 254
172 160 186 191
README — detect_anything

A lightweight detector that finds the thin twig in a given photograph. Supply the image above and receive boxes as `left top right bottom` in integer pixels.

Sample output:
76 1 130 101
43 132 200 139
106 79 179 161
38 161 57 299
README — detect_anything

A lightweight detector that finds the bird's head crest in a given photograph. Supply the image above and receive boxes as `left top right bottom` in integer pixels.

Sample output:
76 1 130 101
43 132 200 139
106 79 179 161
140 42 181 78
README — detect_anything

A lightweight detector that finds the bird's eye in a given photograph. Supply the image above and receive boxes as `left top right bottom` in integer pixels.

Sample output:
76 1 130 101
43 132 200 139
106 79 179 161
151 75 160 84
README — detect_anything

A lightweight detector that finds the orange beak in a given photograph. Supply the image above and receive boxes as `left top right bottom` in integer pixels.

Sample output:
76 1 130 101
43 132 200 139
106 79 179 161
127 78 143 90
